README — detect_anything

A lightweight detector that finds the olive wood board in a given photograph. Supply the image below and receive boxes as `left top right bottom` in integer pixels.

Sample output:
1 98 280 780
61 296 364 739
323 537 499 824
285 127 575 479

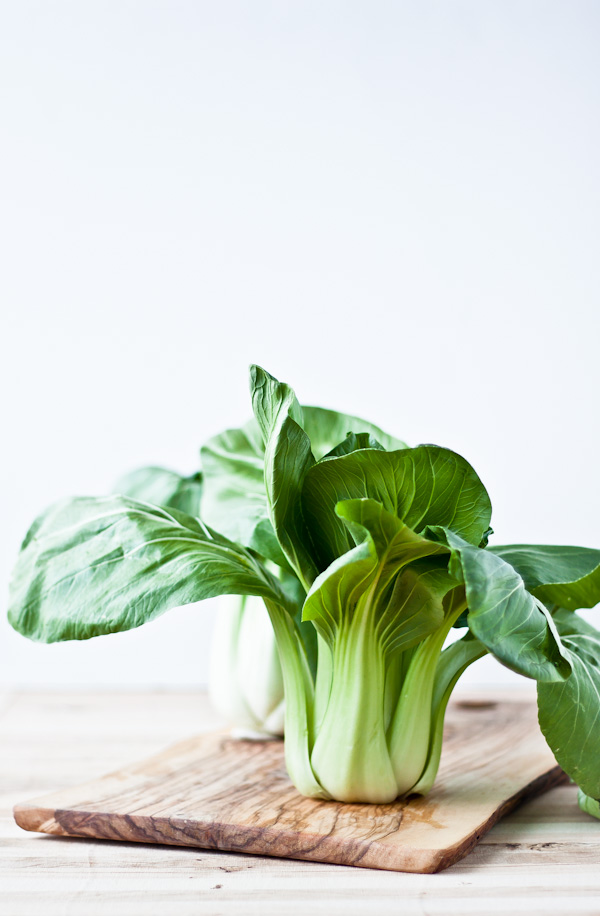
13 697 565 874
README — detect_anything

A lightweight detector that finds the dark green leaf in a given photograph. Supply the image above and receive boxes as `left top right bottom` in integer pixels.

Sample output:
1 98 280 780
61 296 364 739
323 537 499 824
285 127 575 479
250 366 319 588
489 544 600 611
538 610 600 800
435 528 572 682
302 445 492 569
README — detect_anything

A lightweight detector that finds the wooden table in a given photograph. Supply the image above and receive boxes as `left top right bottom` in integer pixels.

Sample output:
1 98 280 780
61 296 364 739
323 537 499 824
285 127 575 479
1 690 599 915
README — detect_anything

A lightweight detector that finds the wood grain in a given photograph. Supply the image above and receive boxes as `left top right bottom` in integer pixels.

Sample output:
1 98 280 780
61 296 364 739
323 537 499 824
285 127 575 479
3 690 600 916
13 696 565 874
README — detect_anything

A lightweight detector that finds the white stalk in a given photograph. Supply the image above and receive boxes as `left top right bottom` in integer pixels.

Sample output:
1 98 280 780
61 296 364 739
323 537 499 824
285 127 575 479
208 594 285 738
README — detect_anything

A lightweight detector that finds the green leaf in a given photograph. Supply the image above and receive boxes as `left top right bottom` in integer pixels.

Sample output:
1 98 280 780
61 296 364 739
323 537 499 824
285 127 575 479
200 390 405 574
489 544 600 611
302 532 377 644
201 421 288 567
114 466 203 516
303 499 452 649
302 445 492 568
301 406 406 459
435 529 572 683
321 431 385 459
250 366 319 588
8 495 293 643
538 609 600 800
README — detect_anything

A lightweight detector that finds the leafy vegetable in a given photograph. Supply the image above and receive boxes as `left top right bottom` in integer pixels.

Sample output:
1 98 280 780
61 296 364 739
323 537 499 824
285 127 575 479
8 366 600 815
208 594 285 738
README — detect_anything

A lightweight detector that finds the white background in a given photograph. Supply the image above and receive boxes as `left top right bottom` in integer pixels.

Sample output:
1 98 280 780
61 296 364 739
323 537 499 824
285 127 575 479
1 1 598 690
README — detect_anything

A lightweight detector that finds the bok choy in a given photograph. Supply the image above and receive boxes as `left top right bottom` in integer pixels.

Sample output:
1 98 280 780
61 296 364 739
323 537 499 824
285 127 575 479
8 367 600 814
111 404 399 738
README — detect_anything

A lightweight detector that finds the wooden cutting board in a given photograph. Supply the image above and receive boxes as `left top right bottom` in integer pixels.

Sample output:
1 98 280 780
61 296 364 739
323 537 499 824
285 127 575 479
13 697 564 874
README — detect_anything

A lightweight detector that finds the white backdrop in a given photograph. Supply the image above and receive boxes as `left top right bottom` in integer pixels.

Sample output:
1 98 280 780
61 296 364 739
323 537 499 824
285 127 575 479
1 1 598 689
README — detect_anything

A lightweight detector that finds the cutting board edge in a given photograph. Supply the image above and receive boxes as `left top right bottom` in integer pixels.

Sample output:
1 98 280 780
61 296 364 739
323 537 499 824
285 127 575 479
416 762 568 873
12 803 447 872
13 762 567 874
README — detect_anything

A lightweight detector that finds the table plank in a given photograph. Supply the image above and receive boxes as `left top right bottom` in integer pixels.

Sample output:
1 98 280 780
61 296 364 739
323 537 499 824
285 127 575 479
1 690 599 915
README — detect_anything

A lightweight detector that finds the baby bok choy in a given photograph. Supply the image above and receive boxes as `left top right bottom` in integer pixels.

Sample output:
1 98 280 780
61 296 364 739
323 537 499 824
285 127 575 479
7 367 600 813
208 593 285 738
111 402 401 738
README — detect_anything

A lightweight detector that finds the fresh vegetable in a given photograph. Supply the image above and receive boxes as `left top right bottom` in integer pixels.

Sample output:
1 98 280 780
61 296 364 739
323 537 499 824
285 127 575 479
8 367 600 811
208 593 285 738
112 408 402 738
111 421 393 737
